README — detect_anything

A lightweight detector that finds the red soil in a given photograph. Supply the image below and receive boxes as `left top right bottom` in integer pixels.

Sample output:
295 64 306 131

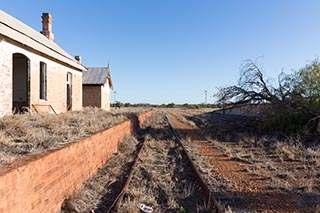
169 113 311 213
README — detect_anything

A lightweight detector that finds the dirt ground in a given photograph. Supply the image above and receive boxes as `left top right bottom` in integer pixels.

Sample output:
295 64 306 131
169 109 320 212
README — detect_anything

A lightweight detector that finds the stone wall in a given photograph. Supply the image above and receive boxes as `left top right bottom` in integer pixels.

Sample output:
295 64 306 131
0 40 12 116
101 82 111 111
0 38 83 116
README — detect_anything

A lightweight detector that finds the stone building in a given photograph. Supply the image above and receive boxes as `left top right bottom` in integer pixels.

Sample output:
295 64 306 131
82 66 113 111
0 10 86 116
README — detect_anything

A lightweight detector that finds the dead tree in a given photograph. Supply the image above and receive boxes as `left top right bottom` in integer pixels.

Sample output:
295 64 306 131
215 59 320 136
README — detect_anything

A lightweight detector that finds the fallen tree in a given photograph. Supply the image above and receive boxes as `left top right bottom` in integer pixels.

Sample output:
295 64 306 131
215 59 320 138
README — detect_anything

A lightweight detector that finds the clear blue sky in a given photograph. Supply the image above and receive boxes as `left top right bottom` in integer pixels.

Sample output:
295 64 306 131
2 1 320 104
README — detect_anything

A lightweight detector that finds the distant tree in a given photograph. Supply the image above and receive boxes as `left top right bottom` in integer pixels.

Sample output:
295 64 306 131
182 103 189 108
114 101 121 109
189 104 200 109
124 102 131 107
167 103 175 108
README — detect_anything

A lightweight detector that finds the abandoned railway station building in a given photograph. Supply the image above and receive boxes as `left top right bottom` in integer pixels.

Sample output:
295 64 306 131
83 66 113 111
0 10 86 116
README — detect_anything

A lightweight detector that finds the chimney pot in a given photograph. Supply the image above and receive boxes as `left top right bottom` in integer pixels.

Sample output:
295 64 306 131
41 13 54 41
74 56 81 63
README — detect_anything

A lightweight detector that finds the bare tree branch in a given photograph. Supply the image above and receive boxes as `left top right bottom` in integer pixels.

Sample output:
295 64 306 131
215 59 320 136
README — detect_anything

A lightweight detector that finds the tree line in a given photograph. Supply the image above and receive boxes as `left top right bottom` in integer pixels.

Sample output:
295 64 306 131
111 102 219 109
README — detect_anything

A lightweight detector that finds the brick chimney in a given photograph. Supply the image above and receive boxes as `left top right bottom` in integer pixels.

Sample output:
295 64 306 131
41 13 54 41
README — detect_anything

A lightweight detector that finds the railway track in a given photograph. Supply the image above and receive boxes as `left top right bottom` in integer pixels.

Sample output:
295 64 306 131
105 114 223 213
106 131 148 212
62 109 318 213
166 115 223 213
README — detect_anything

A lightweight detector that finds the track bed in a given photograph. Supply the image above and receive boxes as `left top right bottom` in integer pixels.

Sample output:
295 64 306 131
61 110 220 213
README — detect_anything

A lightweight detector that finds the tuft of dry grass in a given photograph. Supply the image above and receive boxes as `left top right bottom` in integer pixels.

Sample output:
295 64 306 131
180 182 200 199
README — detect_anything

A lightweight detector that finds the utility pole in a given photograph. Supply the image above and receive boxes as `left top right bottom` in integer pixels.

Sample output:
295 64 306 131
205 90 207 105
114 91 116 103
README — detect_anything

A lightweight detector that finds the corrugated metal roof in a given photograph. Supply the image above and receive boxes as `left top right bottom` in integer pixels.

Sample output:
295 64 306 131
83 67 113 89
0 10 86 71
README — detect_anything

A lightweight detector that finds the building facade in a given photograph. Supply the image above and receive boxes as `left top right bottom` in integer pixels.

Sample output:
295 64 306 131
0 11 86 116
83 67 113 111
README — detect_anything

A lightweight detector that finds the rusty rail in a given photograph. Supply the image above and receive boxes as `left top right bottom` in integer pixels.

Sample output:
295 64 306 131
165 115 223 213
106 115 222 213
107 134 146 213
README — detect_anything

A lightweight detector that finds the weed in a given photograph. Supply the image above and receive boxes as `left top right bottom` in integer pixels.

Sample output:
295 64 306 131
177 206 187 213
180 182 199 199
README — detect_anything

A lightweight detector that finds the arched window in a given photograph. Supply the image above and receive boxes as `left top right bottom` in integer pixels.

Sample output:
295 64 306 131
40 62 47 100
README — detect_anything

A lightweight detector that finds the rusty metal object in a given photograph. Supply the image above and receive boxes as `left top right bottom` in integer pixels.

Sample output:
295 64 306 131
165 115 223 213
107 134 146 213
108 115 222 213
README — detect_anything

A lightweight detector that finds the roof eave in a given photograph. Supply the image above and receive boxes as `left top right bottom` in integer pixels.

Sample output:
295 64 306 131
0 11 87 71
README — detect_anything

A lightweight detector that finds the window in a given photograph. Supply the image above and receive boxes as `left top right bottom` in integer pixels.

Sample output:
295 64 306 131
66 72 72 110
40 62 47 100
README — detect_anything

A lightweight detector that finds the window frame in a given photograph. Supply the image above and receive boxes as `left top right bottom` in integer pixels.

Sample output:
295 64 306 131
39 62 47 100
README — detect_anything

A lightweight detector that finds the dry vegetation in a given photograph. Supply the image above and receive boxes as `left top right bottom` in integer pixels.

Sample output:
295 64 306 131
119 112 208 213
204 135 320 206
178 110 320 212
61 135 140 212
57 107 320 212
61 110 211 213
0 107 149 165
199 112 320 193
112 107 151 115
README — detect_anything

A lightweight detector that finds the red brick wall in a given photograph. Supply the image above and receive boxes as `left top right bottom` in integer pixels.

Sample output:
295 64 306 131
0 110 153 213
138 110 153 126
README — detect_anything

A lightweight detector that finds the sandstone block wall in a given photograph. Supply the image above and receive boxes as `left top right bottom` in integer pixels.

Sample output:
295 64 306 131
0 40 13 116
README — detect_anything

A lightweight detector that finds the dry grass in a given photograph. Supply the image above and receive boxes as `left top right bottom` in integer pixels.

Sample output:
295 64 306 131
180 182 200 199
119 136 206 213
169 110 197 128
205 134 320 194
61 135 140 212
111 107 151 115
191 110 320 197
61 110 210 212
0 107 149 165
171 109 320 212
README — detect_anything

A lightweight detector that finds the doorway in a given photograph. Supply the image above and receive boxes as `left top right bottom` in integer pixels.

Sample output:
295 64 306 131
12 53 30 112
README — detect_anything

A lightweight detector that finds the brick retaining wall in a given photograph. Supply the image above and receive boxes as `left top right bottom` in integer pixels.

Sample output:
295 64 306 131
0 110 153 213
